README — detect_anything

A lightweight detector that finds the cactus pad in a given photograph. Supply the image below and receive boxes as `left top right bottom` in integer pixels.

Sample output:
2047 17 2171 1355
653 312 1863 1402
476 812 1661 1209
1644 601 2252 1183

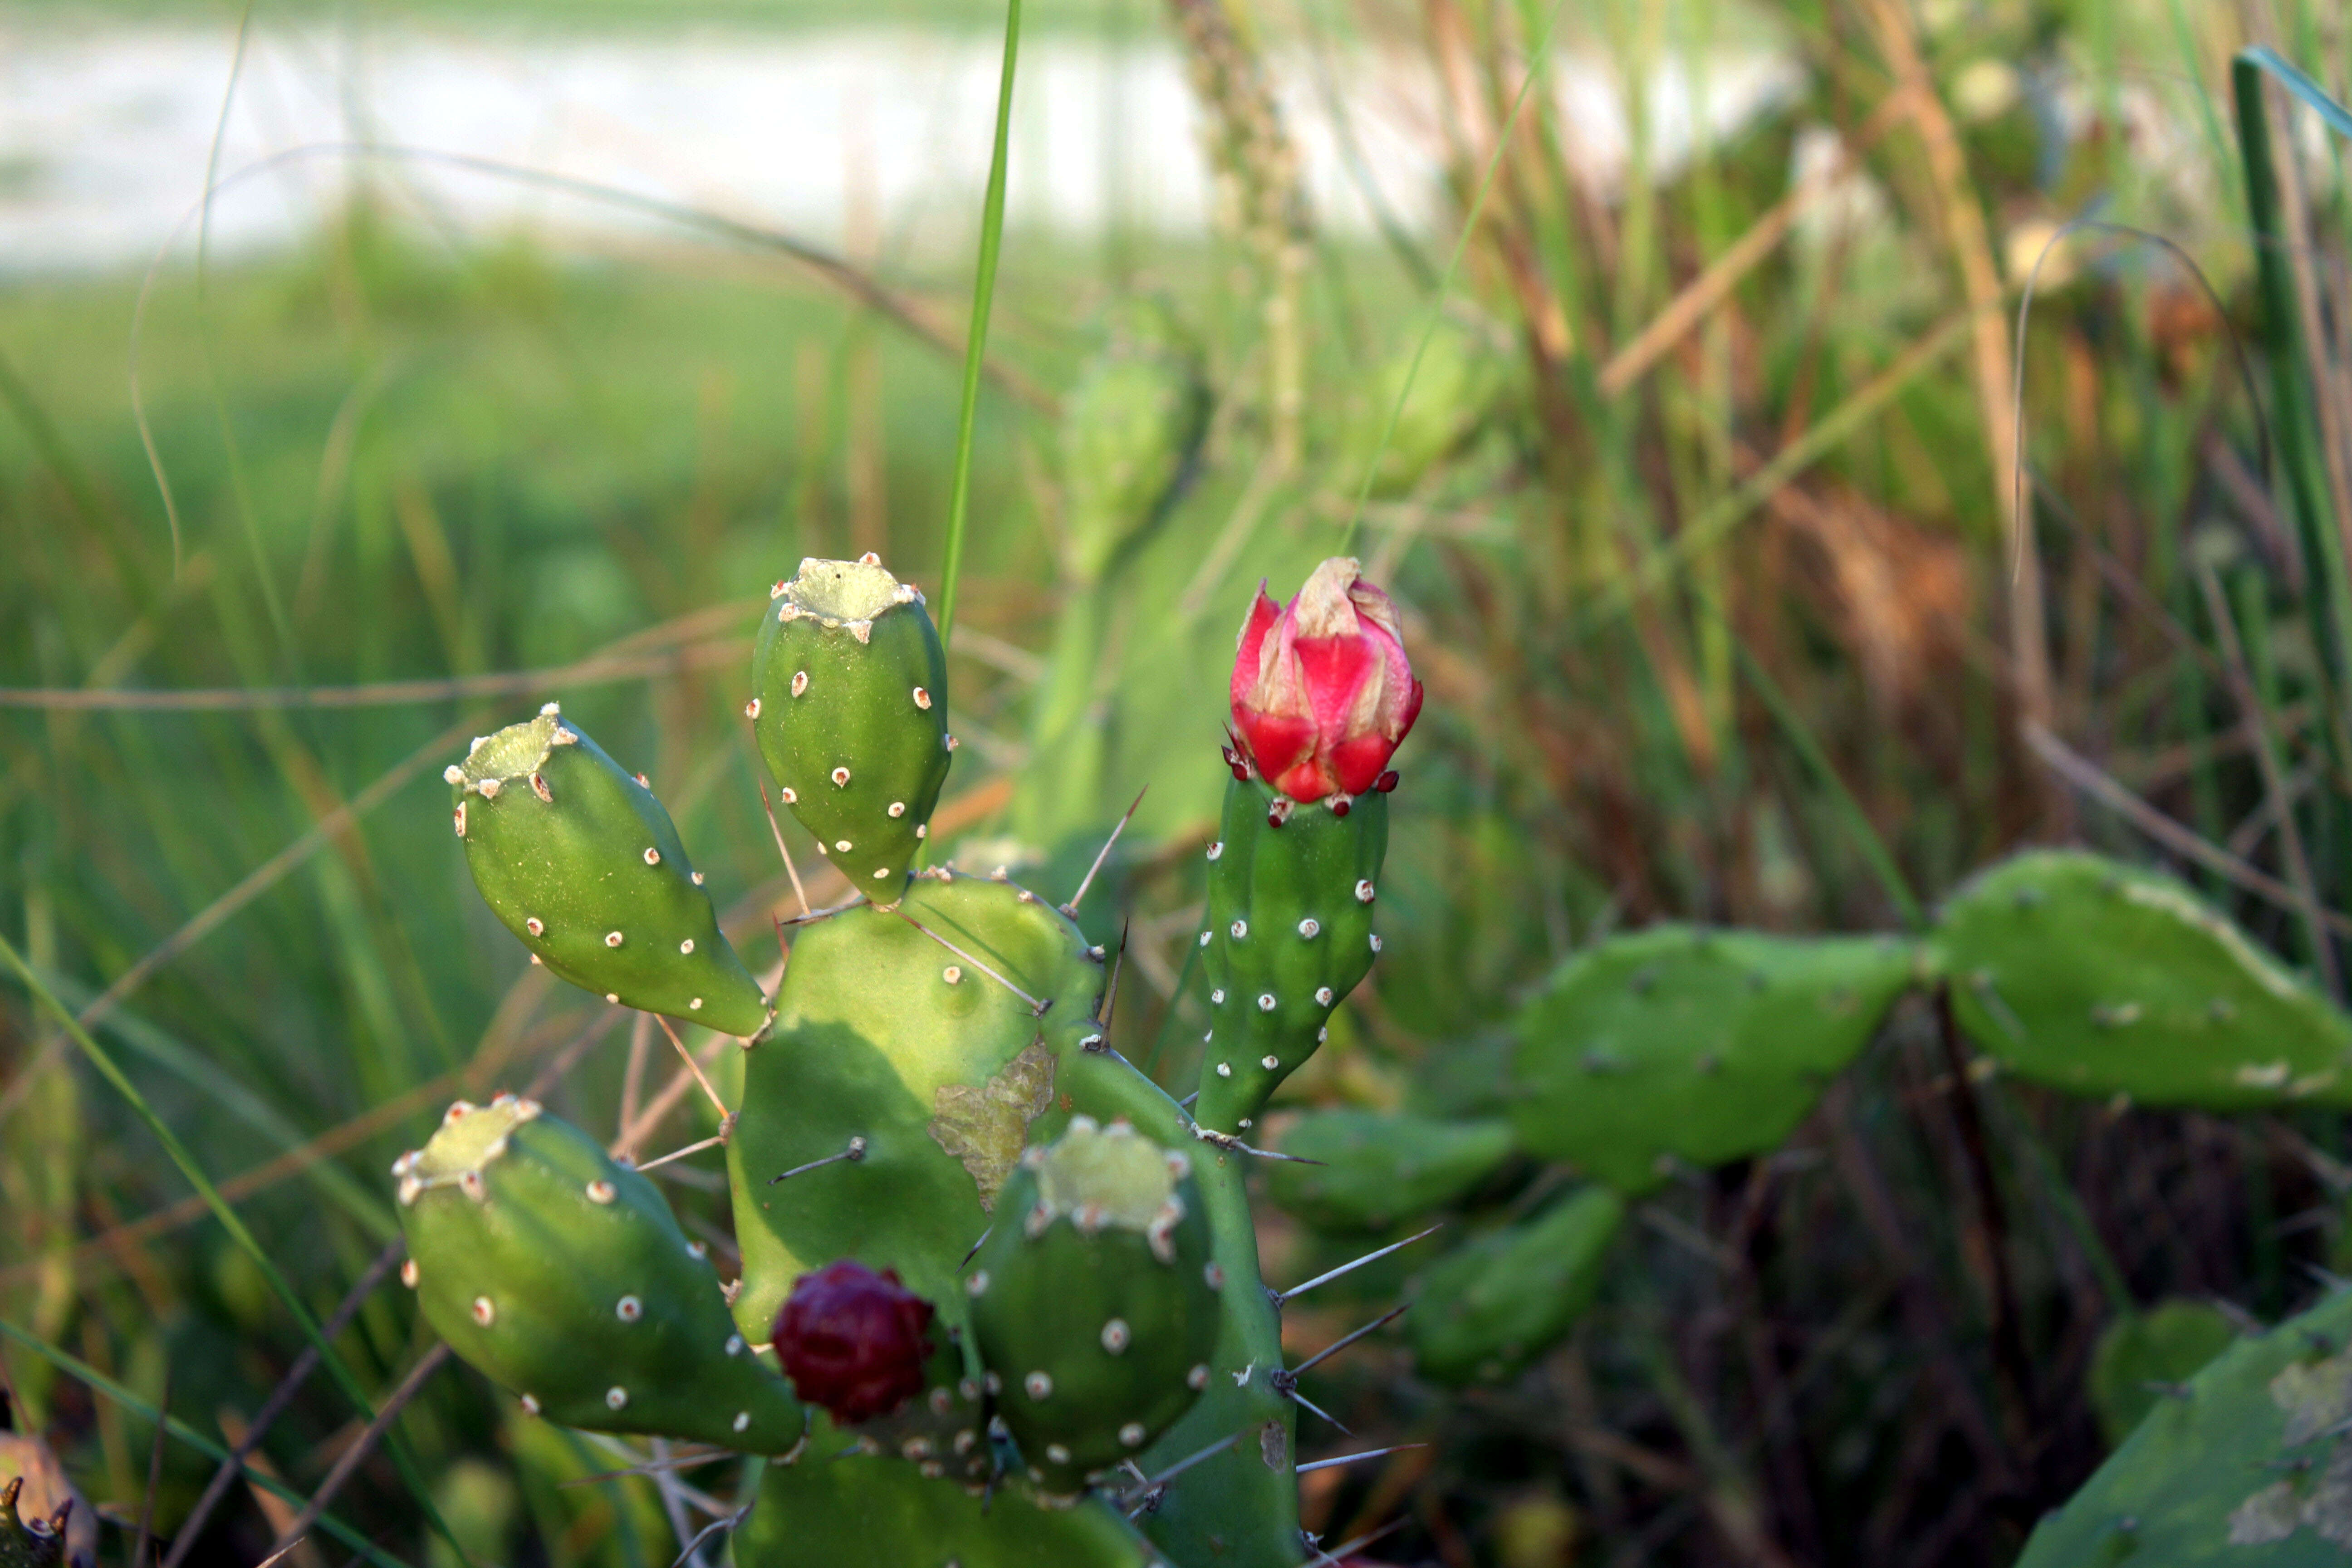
1264 1110 1515 1234
966 1118 1219 1495
725 872 1107 1341
1508 926 1917 1195
2015 1284 2352 1565
1059 299 1210 587
449 706 770 1036
750 557 950 905
1936 850 2352 1109
393 1095 805 1453
735 1450 1167 1568
1196 776 1389 1134
2089 1299 2239 1447
1406 1186 1625 1385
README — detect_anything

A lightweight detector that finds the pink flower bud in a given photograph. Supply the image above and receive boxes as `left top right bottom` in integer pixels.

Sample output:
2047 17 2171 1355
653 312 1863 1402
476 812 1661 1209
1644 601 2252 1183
772 1259 934 1424
1229 558 1423 804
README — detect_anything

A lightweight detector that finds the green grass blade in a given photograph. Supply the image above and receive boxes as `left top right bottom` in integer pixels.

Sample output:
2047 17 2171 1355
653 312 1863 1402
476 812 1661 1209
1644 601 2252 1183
0 1316 412 1568
28 963 398 1238
935 0 1024 651
2232 46 2352 705
1577 308 1976 638
0 931 473 1564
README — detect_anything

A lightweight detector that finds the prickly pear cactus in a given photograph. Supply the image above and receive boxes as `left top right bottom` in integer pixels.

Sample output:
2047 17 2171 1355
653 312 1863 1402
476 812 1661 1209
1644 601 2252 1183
1936 850 2352 1109
416 549 1443 1568
449 705 771 1036
393 1094 806 1453
724 871 1108 1339
1059 298 1210 588
1508 926 1919 1195
750 556 950 905
965 1118 1220 1496
1194 777 1389 1134
2015 1284 2352 1566
2089 1298 2239 1447
1406 1186 1625 1385
1265 1110 1516 1234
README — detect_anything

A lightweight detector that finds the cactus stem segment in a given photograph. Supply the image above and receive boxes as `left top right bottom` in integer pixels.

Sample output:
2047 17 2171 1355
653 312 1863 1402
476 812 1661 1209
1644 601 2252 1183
895 911 1049 1015
767 1135 870 1186
1269 1224 1442 1309
1062 788 1148 916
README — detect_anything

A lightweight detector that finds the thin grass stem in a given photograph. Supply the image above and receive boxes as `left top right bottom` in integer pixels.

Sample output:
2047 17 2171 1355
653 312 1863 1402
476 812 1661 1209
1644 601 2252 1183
936 0 1024 648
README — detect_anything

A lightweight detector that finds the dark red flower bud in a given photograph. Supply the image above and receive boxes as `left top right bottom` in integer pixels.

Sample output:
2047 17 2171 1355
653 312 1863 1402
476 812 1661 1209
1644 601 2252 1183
771 1259 935 1424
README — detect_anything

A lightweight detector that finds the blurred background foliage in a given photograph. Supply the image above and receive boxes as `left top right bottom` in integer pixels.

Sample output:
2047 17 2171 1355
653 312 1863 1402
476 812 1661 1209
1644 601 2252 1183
7 0 2352 1562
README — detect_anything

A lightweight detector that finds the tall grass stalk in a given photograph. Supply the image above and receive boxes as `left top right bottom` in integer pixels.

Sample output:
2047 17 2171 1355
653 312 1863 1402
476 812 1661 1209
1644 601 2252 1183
937 0 1025 649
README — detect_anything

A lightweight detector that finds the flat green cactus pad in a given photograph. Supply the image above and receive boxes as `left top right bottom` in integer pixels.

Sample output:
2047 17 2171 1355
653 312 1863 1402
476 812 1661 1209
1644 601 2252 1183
1508 926 1917 1195
735 1452 1167 1568
395 1096 805 1454
2090 1299 2240 1448
2016 1285 2352 1566
1407 1186 1624 1385
967 1119 1219 1494
750 557 951 905
450 706 770 1036
726 873 1107 1341
1936 850 2352 1109
1264 1110 1515 1234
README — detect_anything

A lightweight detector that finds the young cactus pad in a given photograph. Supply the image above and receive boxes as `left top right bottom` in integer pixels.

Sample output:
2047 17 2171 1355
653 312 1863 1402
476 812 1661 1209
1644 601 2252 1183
393 1095 806 1453
2087 1298 2239 1448
965 1117 1219 1495
1058 298 1210 588
1508 926 1918 1195
1406 1186 1625 1386
2013 1284 2352 1565
750 556 950 904
450 706 770 1036
1935 849 2352 1109
735 1450 1168 1568
725 872 1107 1339
1264 1110 1516 1235
1196 776 1389 1133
